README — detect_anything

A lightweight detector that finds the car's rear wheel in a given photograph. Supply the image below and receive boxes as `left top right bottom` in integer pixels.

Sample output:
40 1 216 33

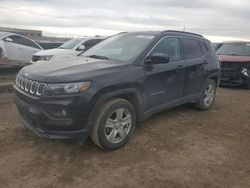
195 79 216 110
91 98 136 150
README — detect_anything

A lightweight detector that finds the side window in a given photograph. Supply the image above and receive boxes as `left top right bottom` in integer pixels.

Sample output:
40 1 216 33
20 37 41 49
83 39 101 49
92 39 103 45
4 35 22 44
4 35 40 49
182 38 202 59
151 37 181 62
200 41 207 54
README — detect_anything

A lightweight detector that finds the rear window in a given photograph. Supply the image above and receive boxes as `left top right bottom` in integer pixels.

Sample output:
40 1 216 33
182 38 202 59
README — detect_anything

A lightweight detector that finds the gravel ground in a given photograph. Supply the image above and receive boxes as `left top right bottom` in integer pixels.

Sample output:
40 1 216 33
0 88 249 188
0 68 20 83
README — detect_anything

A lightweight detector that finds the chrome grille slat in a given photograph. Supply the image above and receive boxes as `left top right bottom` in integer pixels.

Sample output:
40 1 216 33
15 74 47 96
20 77 24 90
36 83 46 96
30 81 38 94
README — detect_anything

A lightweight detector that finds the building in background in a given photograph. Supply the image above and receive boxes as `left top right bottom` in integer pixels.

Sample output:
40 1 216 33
0 27 71 42
0 27 42 38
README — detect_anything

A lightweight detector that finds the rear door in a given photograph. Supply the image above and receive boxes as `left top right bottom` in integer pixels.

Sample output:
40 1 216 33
181 38 208 98
3 35 23 63
144 37 186 111
15 36 42 62
4 35 41 64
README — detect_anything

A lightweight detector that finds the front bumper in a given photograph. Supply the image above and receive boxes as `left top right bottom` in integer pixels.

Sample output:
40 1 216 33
14 87 91 140
18 113 88 139
220 62 250 87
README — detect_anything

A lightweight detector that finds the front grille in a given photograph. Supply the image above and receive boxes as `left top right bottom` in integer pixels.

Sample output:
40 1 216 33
221 61 249 73
15 74 47 96
32 55 40 62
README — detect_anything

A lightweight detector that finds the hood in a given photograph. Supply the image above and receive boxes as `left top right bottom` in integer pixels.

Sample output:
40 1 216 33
34 48 77 56
218 55 250 63
19 57 126 83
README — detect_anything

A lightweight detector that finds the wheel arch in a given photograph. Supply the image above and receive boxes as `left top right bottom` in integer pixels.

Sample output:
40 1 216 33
207 73 220 87
86 85 144 132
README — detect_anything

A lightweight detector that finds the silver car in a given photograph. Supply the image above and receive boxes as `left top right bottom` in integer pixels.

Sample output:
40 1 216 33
31 36 106 63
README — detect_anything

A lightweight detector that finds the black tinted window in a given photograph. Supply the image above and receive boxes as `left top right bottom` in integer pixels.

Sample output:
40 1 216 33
182 38 202 59
5 35 40 49
151 37 181 62
83 39 102 49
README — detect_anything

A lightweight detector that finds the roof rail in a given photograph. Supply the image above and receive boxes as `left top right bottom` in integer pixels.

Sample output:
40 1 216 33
162 30 204 38
117 32 128 35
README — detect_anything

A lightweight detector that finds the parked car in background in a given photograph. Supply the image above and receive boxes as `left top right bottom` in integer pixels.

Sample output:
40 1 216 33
0 32 43 67
217 41 250 88
14 31 220 150
31 36 106 63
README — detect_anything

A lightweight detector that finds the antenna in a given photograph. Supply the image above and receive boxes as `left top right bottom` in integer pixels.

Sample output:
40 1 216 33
183 27 186 32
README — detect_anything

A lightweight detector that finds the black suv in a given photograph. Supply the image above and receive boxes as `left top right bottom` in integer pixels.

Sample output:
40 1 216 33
14 31 220 150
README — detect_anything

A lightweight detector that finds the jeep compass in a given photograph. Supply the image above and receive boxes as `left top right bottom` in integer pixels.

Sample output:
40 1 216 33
14 31 220 150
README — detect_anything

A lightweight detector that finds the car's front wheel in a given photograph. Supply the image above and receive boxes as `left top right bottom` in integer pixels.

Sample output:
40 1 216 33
91 98 136 150
195 79 216 110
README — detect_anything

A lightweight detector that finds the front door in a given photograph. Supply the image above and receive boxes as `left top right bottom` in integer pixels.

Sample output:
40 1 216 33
144 37 186 111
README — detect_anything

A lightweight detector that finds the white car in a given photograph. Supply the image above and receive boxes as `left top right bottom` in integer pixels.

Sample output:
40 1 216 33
31 36 105 63
0 32 43 67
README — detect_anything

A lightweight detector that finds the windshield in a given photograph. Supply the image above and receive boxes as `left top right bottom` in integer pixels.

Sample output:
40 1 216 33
82 33 155 63
59 38 82 49
217 43 250 56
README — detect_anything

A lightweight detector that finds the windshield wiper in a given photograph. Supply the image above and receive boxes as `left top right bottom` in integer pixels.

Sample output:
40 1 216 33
85 55 109 60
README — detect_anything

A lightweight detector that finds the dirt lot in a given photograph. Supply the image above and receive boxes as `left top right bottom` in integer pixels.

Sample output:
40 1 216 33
0 68 20 83
0 88 249 188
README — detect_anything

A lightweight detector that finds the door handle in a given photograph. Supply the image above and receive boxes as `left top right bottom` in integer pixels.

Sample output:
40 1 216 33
177 65 184 69
203 60 208 64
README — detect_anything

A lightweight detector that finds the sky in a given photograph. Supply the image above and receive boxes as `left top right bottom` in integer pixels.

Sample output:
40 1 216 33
0 0 250 42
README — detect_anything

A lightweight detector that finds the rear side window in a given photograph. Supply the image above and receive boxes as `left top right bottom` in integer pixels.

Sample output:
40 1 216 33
151 37 181 62
182 38 202 59
83 39 103 50
4 35 40 49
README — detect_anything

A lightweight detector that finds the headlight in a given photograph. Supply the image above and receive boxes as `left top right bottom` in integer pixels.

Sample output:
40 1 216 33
44 82 91 96
40 55 53 61
241 68 249 77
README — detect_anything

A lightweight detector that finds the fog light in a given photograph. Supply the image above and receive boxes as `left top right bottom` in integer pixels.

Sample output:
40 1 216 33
50 109 69 117
62 109 67 116
241 68 249 77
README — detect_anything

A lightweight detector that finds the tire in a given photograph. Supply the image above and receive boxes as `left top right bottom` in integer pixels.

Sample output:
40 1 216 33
195 79 216 110
91 98 136 150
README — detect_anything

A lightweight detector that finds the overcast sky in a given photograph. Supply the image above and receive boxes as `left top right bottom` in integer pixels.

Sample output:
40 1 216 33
0 0 250 42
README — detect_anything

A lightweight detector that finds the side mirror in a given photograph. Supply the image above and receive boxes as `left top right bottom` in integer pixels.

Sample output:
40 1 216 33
4 37 13 42
77 44 86 51
146 53 170 64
